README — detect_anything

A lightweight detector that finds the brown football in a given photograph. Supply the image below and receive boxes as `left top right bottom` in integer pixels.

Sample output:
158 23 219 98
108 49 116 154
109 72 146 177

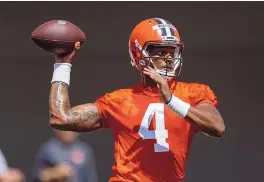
31 20 86 55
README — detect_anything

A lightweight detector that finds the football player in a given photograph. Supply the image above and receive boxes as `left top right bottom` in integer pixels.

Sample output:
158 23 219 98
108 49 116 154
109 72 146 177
49 18 225 182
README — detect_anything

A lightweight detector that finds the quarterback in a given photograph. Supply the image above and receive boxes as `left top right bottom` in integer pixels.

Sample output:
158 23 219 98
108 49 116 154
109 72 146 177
48 18 225 182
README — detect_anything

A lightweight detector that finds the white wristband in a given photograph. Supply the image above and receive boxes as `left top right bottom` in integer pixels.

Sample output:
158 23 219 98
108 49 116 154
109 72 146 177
166 94 191 118
51 63 72 86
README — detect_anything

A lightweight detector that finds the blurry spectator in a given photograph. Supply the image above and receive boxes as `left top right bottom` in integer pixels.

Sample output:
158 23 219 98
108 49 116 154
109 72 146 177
32 130 98 182
0 150 25 182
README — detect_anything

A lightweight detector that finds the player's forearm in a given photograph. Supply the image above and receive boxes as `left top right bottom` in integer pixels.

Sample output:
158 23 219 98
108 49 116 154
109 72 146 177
49 61 101 131
186 106 225 138
49 83 101 131
49 82 71 120
166 94 225 138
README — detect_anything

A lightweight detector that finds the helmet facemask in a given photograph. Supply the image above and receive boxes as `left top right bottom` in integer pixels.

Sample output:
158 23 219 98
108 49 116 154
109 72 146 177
141 41 184 78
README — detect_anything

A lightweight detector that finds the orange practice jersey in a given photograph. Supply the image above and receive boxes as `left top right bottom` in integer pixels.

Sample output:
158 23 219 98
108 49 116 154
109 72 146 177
94 80 218 182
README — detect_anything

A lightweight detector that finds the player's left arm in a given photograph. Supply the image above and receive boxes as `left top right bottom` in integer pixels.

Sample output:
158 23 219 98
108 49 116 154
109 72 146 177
143 66 225 138
166 95 225 138
186 103 225 138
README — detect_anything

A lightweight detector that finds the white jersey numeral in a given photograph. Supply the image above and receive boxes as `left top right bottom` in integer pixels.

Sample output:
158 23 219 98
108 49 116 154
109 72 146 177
138 103 169 152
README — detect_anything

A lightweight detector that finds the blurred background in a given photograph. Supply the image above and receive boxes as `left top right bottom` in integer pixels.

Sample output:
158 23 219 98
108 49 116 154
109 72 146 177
0 1 263 182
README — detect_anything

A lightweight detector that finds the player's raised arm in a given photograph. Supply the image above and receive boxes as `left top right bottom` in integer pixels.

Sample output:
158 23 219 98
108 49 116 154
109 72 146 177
31 20 102 132
48 43 102 132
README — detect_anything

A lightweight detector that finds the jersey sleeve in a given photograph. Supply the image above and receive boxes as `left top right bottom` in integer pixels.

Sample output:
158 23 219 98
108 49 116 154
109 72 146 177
94 92 120 128
189 83 218 107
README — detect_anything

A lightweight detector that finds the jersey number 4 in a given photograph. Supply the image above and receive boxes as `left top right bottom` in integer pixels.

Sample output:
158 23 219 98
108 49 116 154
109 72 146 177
138 103 169 152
